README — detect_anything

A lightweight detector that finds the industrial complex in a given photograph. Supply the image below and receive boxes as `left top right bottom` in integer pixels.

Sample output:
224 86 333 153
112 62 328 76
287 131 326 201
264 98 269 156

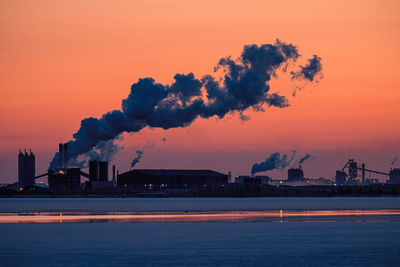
2 143 400 196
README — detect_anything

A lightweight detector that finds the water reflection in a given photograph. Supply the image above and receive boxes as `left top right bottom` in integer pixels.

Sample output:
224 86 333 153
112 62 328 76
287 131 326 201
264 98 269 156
0 209 399 223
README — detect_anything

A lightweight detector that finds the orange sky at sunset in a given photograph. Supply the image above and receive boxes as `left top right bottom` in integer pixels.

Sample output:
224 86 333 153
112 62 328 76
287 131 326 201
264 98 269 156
1 0 399 182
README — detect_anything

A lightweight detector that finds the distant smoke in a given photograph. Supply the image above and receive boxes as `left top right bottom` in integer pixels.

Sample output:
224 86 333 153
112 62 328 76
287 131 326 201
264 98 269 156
49 40 322 169
391 156 399 166
299 153 311 165
130 150 144 168
130 138 167 168
251 151 296 175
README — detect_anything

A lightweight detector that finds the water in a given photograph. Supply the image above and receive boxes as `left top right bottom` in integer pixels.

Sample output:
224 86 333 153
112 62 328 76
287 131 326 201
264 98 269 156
1 197 399 266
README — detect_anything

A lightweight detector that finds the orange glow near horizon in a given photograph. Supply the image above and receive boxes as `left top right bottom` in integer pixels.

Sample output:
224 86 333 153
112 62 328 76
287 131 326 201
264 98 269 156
0 209 399 223
1 0 400 181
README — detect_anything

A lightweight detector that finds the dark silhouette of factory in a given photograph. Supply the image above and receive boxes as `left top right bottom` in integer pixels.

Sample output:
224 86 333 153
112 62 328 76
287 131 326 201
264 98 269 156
20 143 227 193
44 143 116 191
18 149 35 188
335 159 400 185
8 144 400 196
117 169 228 191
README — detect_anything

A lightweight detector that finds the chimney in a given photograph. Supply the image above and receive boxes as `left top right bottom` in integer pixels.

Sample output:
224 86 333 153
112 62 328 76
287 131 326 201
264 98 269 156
112 165 116 180
63 143 68 169
59 143 63 169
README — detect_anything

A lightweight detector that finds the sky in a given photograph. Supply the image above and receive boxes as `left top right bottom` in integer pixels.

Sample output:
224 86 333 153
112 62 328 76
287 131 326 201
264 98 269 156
1 0 399 183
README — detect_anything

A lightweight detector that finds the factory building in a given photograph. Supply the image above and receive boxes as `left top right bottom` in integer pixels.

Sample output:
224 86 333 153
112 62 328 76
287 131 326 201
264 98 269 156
288 168 304 181
346 159 359 184
235 175 270 184
89 160 109 181
117 169 228 191
48 168 81 190
48 143 81 190
388 168 400 184
88 160 115 189
335 170 347 186
18 149 35 188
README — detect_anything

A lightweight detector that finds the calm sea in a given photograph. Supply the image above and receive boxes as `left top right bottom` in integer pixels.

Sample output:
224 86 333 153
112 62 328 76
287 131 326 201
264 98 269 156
1 197 399 266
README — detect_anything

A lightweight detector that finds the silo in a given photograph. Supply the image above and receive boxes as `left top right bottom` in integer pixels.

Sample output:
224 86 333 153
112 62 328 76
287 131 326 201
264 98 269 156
89 160 99 181
99 161 108 181
18 149 24 186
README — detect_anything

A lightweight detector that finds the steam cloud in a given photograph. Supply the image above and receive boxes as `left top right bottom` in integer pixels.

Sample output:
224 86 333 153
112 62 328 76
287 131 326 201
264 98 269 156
391 156 399 166
49 40 322 169
251 151 296 175
66 136 124 168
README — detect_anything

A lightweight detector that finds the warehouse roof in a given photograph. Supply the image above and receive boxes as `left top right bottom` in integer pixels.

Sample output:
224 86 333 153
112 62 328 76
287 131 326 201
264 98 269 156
119 169 227 177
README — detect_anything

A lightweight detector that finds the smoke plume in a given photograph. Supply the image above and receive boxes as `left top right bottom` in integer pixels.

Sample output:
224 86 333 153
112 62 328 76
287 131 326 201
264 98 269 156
49 40 322 169
130 138 167 168
299 153 312 165
391 156 399 166
130 150 144 168
251 151 296 175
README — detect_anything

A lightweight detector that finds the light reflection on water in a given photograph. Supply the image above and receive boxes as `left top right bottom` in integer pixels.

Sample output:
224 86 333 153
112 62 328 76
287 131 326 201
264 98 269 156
0 209 400 223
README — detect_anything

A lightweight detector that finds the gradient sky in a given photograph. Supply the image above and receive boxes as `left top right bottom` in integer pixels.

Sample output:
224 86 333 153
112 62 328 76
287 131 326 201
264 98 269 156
1 0 399 183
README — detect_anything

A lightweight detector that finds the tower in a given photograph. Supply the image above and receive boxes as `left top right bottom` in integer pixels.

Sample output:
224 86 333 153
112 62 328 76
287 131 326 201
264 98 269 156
17 149 35 188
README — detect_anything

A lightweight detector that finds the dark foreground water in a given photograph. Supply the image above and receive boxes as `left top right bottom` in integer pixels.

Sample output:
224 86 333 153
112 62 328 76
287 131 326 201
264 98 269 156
1 197 399 266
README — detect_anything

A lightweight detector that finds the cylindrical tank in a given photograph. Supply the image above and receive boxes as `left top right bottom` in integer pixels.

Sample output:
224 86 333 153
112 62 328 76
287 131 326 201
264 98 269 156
99 161 108 181
89 160 98 181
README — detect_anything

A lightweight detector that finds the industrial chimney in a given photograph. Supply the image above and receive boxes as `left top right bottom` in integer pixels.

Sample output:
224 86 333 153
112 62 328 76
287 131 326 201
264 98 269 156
63 143 68 169
58 143 63 169
112 165 116 180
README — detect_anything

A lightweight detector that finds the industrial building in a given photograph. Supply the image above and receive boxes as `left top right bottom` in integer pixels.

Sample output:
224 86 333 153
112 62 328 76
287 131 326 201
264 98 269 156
32 143 116 191
335 170 347 186
48 168 81 190
288 168 304 181
18 149 35 188
235 175 270 184
89 160 109 181
388 168 400 184
335 159 394 185
117 169 228 191
47 143 81 190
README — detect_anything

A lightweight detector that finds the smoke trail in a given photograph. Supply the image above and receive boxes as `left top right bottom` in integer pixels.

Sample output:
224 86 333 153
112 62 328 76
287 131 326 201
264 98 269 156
130 138 167 168
391 156 399 166
251 151 296 175
130 150 144 168
49 40 322 169
299 153 311 165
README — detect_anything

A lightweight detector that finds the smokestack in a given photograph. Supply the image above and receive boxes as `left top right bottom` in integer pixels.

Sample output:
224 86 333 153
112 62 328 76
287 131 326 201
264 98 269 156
59 143 63 169
113 165 116 180
63 143 68 169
